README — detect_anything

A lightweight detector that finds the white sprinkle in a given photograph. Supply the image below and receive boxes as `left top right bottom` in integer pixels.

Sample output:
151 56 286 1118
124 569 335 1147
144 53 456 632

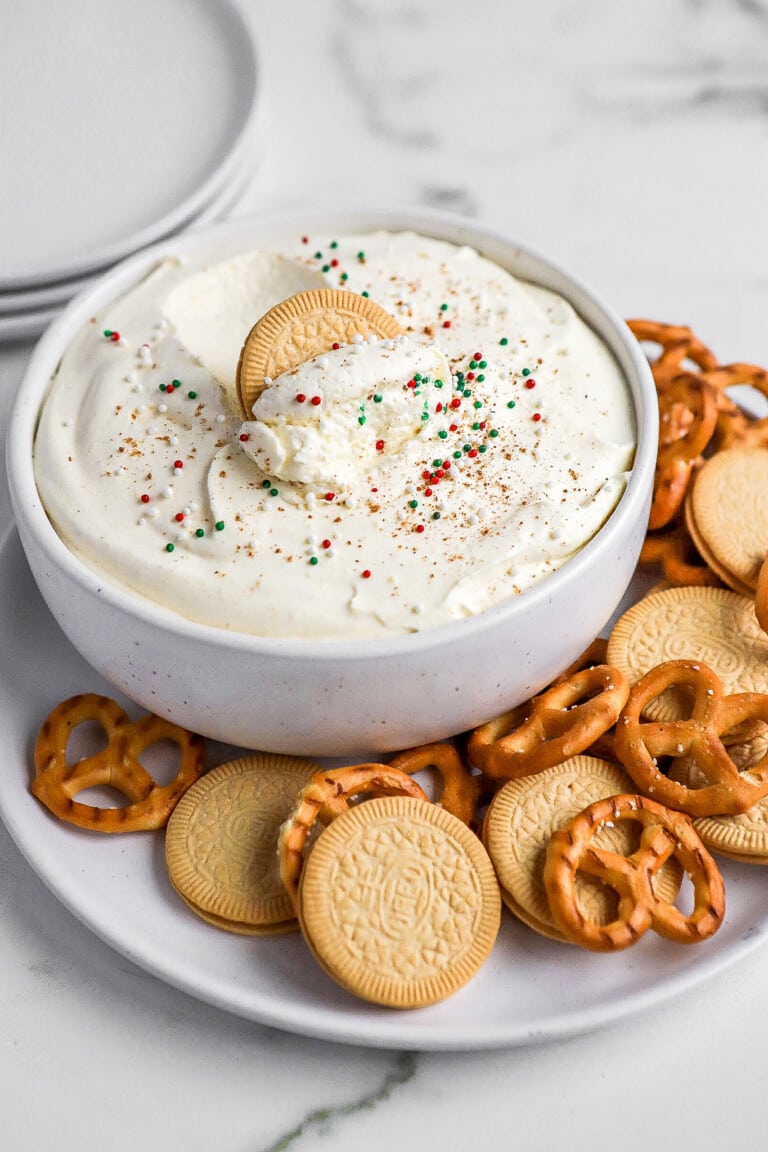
158 403 168 414
147 424 158 435
248 539 258 550
412 603 424 615
351 344 362 355
161 486 173 498
189 501 198 512
183 506 192 517
216 414 226 424
138 344 152 365
367 333 378 344
170 435 179 447
477 506 488 521
132 383 143 394
467 513 478 526
137 517 145 527
317 356 329 369
176 530 187 542
352 333 364 344
147 506 158 518
676 743 684 754
306 492 316 509
173 467 182 477
327 546 336 558
263 376 272 386
307 534 318 547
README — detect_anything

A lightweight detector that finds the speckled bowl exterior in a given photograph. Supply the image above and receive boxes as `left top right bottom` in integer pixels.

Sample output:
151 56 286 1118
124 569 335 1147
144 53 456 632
6 209 656 756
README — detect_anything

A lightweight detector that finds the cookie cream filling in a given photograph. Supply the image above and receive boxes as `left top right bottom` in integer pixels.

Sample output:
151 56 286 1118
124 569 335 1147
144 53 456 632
33 230 636 640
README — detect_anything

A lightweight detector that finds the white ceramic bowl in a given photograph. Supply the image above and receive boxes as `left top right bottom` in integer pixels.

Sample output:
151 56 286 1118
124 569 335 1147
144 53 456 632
6 209 656 756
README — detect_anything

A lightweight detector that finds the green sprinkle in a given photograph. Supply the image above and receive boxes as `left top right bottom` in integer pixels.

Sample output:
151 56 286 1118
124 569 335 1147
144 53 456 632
500 337 508 346
165 542 174 553
414 373 422 383
522 368 531 376
269 488 279 497
340 272 348 282
456 371 465 381
477 374 485 382
159 383 167 392
330 240 338 249
172 379 181 387
362 290 369 298
195 528 204 537
479 361 487 369
507 400 516 408
322 264 330 273
358 416 366 426
440 303 448 311
473 400 482 409
438 430 448 439
469 360 477 370
421 376 430 384
215 520 225 531
103 329 112 337
187 390 197 400
435 379 444 389
433 459 442 467
373 394 383 403
409 500 418 509
490 429 499 438
463 443 471 452
262 479 271 489
478 444 487 453
453 450 462 459
421 412 429 421
432 511 441 520
464 389 472 398
309 555 319 566
357 250 365 261
472 422 481 430
314 251 322 259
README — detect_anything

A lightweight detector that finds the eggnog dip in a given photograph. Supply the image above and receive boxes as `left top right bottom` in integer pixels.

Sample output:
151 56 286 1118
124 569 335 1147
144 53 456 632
33 231 635 640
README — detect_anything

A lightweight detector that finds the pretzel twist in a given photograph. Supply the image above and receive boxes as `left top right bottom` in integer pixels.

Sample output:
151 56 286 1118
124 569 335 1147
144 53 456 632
387 742 478 826
626 319 719 387
278 764 428 910
32 693 205 832
543 793 725 951
467 666 629 781
639 525 719 587
613 661 768 817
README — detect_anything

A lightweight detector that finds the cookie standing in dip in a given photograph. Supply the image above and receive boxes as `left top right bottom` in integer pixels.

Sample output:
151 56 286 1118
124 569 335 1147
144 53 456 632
33 231 635 641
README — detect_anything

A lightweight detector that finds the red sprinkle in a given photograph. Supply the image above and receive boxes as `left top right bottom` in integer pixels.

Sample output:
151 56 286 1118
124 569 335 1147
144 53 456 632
533 412 542 422
525 379 536 389
332 342 340 350
474 352 482 361
466 372 475 382
311 395 322 406
174 512 185 522
322 539 331 549
371 486 378 492
425 487 433 497
295 393 306 403
301 236 309 244
450 398 461 409
415 524 425 533
422 470 432 480
468 449 478 458
330 258 339 267
407 379 417 389
449 423 458 432
325 492 335 501
239 433 250 442
110 331 120 342
140 494 150 504
435 402 443 413
362 569 372 579
442 460 451 469
375 439 385 452
435 469 444 478
173 460 183 469
442 320 452 329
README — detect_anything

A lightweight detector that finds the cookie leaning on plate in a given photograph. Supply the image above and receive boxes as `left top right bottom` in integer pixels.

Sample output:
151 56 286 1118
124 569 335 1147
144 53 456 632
297 796 501 1008
481 756 682 942
166 753 318 935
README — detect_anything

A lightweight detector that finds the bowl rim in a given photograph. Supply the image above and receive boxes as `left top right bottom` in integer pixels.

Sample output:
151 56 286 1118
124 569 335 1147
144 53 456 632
6 205 657 661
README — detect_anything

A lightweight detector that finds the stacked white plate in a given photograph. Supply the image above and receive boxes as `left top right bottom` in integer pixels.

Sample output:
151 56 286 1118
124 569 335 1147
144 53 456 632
0 0 260 341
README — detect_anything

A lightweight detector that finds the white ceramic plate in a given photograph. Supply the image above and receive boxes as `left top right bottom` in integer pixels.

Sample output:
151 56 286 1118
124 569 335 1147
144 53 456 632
0 0 259 290
0 524 766 1050
0 162 257 342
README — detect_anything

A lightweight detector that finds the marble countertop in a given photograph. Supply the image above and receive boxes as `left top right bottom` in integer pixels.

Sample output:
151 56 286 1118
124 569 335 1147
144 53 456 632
3 1 768 1148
